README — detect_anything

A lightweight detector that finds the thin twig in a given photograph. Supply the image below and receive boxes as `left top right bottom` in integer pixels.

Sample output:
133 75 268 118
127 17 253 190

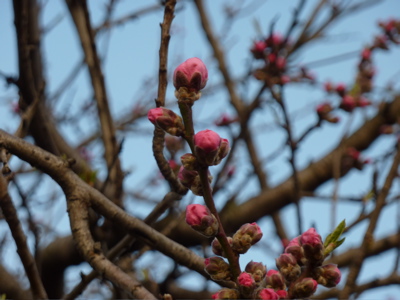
0 175 48 299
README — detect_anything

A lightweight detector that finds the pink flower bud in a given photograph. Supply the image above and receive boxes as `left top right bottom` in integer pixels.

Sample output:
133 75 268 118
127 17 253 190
147 107 184 136
251 41 267 59
300 228 322 246
300 228 324 263
335 83 346 96
285 236 305 265
194 130 229 166
173 57 208 92
212 288 240 299
316 264 341 287
265 33 283 47
204 256 231 281
276 290 288 299
324 81 334 93
265 269 285 290
232 223 263 254
276 56 286 71
289 278 318 299
316 103 333 115
276 253 301 282
213 138 230 165
215 113 237 126
245 261 266 283
238 272 255 288
178 166 198 188
257 288 280 300
185 204 218 237
361 48 372 60
211 237 233 257
339 95 356 112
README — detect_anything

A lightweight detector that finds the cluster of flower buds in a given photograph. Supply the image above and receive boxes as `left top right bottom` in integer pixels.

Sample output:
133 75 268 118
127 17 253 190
323 81 371 113
173 57 208 101
209 225 344 299
251 33 290 86
147 107 184 136
185 204 218 237
377 18 400 46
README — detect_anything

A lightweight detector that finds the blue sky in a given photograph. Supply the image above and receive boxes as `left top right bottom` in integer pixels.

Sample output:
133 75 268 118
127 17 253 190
1 0 400 298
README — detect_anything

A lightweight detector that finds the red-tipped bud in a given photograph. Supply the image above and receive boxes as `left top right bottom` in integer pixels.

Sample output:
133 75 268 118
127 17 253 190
215 113 237 126
173 57 208 92
265 269 285 290
276 56 287 71
335 83 346 96
211 237 233 257
204 256 231 281
257 288 280 300
361 48 372 60
194 130 230 166
300 228 324 263
289 277 318 299
316 103 334 115
238 272 256 298
285 236 305 265
232 223 263 254
373 34 389 50
245 261 266 283
316 264 341 287
324 81 334 93
148 107 184 136
180 153 197 170
185 204 218 237
276 290 288 299
265 33 283 47
251 41 267 59
276 253 301 281
212 288 240 299
339 95 356 112
178 166 198 188
238 272 255 288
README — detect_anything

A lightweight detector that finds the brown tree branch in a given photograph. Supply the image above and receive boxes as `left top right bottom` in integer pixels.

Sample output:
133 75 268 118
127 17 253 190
0 263 31 300
0 175 48 299
65 0 124 206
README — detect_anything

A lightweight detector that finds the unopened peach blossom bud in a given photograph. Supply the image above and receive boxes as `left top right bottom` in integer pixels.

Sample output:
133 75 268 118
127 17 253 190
213 138 230 165
194 130 228 166
211 237 233 257
238 272 255 288
245 261 266 283
257 288 280 300
204 256 231 281
276 290 288 299
285 236 305 265
276 253 301 282
232 223 263 254
185 204 218 237
212 288 240 299
300 228 324 263
265 269 285 290
178 166 198 188
173 57 208 92
339 95 356 112
316 264 341 287
289 277 318 299
335 83 346 96
324 81 334 93
147 107 184 136
251 41 267 59
265 33 283 47
361 48 372 60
